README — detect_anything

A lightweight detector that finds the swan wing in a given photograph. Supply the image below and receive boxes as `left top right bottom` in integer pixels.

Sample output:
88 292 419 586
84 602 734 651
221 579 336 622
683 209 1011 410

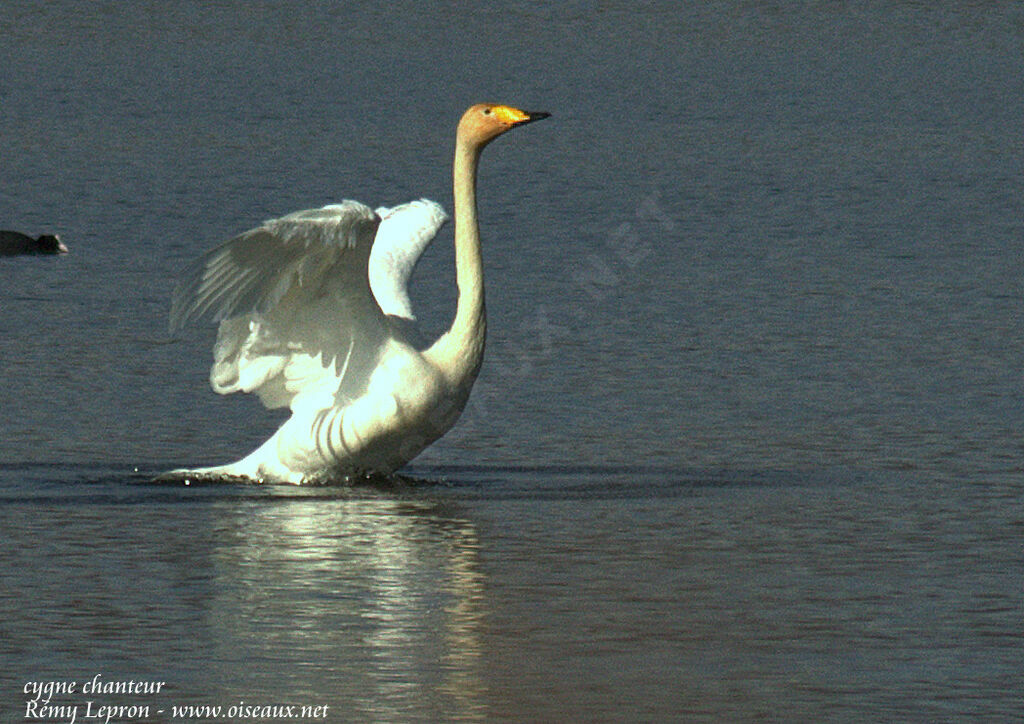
170 200 379 329
369 199 448 319
170 200 388 411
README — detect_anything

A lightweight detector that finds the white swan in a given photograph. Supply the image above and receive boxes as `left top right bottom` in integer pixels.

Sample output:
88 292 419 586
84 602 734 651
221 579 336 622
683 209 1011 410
169 103 549 483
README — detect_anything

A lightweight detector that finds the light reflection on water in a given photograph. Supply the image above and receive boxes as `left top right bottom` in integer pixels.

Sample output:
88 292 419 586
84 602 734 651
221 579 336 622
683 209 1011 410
1 466 1022 719
201 496 487 720
0 483 489 721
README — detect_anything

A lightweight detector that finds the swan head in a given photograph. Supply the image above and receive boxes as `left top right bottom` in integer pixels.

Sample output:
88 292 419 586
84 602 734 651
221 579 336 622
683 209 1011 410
459 103 550 147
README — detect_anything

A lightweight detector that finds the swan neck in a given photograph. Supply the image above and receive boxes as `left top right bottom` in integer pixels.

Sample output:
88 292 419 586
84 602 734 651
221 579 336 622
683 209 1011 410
426 136 487 383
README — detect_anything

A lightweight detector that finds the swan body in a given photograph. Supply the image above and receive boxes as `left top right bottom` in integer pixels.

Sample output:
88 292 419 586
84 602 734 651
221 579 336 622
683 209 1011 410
169 103 548 483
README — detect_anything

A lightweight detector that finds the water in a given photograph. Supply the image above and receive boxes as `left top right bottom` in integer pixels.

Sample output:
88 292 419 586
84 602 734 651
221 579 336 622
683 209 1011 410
2 1 1023 720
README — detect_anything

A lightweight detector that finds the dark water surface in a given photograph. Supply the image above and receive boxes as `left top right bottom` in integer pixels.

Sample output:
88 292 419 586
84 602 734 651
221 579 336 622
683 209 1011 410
2 2 1023 720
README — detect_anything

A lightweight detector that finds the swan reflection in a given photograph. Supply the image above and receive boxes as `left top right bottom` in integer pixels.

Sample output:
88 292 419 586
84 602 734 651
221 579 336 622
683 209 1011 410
200 493 486 720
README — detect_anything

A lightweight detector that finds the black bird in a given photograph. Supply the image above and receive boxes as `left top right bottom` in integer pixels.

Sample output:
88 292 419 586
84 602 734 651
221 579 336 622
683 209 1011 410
0 230 68 256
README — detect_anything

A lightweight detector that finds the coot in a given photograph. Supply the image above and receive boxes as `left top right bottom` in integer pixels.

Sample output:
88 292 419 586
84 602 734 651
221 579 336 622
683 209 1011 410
0 231 68 256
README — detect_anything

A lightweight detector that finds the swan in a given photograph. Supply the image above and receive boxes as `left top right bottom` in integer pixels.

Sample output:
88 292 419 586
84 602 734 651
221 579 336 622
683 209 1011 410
0 231 68 255
168 103 549 483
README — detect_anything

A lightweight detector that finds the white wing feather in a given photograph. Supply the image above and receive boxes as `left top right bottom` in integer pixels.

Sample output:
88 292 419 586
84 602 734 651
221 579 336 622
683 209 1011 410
369 199 448 320
170 200 379 329
170 200 386 412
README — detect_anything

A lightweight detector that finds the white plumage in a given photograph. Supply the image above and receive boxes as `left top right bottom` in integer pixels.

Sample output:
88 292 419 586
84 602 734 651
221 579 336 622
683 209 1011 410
370 200 449 321
168 103 548 483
